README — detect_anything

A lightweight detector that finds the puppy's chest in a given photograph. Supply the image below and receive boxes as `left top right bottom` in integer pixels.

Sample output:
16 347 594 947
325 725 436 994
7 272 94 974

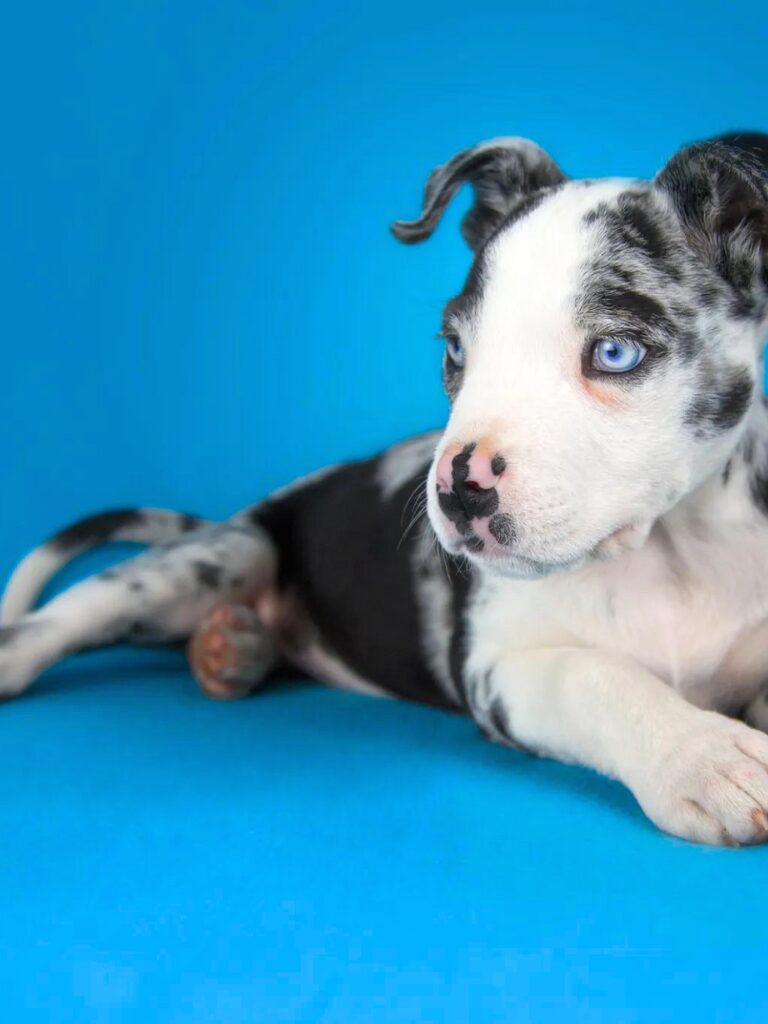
471 532 768 707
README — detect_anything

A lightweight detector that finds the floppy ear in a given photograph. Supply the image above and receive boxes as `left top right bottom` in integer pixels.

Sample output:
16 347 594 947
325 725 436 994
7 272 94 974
391 137 567 251
655 138 768 308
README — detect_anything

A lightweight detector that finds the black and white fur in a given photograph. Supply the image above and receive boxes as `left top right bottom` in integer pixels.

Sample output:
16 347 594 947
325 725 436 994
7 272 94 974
4 132 768 846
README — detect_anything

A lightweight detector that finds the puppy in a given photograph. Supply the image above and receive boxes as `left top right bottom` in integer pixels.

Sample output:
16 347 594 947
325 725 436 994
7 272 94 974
3 132 768 846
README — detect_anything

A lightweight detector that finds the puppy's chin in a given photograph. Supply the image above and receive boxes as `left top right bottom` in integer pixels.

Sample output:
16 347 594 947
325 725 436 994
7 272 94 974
468 549 588 579
435 519 656 579
434 531 586 578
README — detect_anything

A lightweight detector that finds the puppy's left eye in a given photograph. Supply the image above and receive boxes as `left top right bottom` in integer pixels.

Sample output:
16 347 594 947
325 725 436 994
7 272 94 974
591 338 647 374
444 335 466 368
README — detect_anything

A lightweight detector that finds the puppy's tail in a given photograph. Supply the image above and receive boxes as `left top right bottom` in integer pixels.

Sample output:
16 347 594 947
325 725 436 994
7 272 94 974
0 507 211 626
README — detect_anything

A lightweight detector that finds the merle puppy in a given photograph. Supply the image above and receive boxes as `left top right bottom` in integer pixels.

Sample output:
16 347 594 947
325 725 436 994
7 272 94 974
3 132 768 846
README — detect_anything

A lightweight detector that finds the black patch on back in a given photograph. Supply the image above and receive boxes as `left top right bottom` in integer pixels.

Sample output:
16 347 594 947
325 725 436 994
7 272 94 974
51 509 144 551
685 367 754 435
254 449 469 711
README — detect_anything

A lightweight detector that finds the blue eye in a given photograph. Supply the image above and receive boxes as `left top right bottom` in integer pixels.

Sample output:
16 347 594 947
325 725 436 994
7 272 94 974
591 337 647 374
445 335 466 368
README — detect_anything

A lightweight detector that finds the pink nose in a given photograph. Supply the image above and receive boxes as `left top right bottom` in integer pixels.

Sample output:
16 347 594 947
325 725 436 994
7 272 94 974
436 443 506 494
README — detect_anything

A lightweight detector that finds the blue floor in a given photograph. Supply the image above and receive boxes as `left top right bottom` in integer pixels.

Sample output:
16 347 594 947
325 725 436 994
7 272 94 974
4 0 768 1018
0 648 766 1022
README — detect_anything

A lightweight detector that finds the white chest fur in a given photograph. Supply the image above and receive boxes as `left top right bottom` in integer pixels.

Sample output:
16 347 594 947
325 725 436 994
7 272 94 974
469 466 768 712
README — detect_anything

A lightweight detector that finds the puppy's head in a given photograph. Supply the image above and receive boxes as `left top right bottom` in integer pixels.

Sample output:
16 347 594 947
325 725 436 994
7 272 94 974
393 136 768 576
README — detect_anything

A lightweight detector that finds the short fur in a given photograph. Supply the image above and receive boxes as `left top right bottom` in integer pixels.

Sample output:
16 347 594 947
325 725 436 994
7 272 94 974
4 132 768 846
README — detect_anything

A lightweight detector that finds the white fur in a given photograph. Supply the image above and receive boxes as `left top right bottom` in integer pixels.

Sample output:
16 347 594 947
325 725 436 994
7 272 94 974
424 179 768 844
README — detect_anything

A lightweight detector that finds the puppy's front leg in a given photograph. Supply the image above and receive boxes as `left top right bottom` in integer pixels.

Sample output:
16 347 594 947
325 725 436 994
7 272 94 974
469 648 768 846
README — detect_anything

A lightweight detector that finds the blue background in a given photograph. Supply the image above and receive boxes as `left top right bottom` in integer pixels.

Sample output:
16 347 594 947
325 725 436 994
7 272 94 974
2 1 768 1020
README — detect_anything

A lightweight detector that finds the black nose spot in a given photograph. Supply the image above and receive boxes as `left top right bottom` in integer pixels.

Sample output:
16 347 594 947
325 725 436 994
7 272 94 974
463 534 485 553
437 490 472 534
451 446 499 519
488 513 515 546
491 454 506 476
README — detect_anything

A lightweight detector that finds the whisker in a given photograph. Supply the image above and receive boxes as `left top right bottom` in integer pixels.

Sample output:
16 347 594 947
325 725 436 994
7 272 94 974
397 504 427 551
400 479 428 527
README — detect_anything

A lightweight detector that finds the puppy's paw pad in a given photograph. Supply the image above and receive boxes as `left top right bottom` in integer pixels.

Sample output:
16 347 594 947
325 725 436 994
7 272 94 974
188 604 275 700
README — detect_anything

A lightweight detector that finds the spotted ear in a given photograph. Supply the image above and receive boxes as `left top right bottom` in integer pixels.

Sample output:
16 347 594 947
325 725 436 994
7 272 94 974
655 136 768 310
391 137 567 251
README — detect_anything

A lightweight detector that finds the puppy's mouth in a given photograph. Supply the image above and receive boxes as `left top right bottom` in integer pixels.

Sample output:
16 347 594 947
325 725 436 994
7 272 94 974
460 544 585 579
445 520 652 578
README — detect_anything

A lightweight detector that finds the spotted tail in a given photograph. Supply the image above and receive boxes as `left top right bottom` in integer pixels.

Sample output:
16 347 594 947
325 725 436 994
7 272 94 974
0 508 210 626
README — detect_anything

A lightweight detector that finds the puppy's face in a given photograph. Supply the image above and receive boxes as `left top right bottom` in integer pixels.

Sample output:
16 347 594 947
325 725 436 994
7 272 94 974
393 137 768 576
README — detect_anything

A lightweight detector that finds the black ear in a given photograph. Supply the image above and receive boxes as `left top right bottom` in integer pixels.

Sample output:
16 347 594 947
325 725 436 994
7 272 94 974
391 137 567 251
655 136 768 308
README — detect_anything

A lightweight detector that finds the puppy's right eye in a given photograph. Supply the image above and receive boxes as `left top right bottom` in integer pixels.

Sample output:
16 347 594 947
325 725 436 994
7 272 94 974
444 335 466 368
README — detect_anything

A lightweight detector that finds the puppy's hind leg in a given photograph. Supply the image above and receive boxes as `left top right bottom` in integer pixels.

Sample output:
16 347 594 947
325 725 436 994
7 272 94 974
0 522 276 699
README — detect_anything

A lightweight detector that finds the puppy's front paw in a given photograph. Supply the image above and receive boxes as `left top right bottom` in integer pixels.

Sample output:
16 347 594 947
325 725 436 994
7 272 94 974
637 714 768 846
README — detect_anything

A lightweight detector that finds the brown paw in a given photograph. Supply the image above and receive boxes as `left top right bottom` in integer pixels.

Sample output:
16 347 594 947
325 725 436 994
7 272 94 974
188 604 277 701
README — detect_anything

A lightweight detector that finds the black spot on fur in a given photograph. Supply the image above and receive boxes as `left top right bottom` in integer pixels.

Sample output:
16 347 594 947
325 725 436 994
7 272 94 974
577 187 710 364
488 513 515 546
179 513 205 532
749 462 768 516
656 136 768 317
584 192 682 281
194 561 223 589
685 367 754 435
0 626 17 647
588 285 675 334
51 509 145 551
490 454 507 476
463 535 485 552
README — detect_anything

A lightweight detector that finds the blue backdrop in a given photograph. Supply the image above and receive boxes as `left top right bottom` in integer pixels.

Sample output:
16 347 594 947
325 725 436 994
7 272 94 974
2 2 768 1021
